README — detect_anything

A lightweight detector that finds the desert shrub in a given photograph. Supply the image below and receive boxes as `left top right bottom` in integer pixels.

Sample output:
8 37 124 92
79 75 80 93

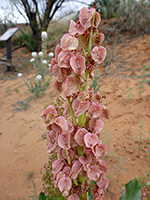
13 29 38 51
90 0 121 19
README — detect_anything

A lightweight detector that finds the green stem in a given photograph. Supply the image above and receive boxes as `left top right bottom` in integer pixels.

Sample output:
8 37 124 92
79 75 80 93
80 35 86 57
83 70 89 91
88 11 96 56
65 149 71 165
67 98 77 125
87 191 88 200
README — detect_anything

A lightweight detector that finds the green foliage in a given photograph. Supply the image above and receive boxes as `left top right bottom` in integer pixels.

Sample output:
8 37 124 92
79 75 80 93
28 180 38 200
124 87 135 101
14 29 38 51
23 78 49 99
38 192 46 200
90 0 121 19
90 70 100 93
137 66 149 98
120 178 141 200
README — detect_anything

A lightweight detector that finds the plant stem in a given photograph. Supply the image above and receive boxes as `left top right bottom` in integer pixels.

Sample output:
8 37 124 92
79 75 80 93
87 191 88 200
65 149 71 165
67 98 77 125
83 70 89 91
88 11 96 56
80 35 86 57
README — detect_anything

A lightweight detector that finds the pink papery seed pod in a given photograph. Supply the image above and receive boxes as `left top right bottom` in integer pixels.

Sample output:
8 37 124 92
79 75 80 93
68 194 80 200
93 32 104 46
87 165 102 181
87 102 102 119
79 7 95 29
69 20 86 36
70 160 82 179
55 116 68 134
54 80 63 93
97 176 109 191
62 166 71 177
102 105 110 119
61 33 79 51
62 76 79 97
51 64 63 82
72 98 90 117
49 58 57 73
58 133 71 150
79 149 93 170
40 105 57 122
84 132 99 149
52 159 64 175
93 142 108 159
89 118 104 135
70 55 86 76
74 128 88 146
94 11 101 28
58 177 72 197
58 51 74 69
55 45 62 61
62 149 75 161
91 46 107 64
47 130 58 154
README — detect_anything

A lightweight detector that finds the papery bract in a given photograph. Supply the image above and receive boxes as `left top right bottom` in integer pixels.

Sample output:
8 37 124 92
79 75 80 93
91 46 107 64
84 132 99 149
52 159 64 175
70 55 86 75
74 128 88 146
58 177 72 196
61 34 79 51
62 76 78 97
79 7 95 29
70 160 82 179
72 98 90 117
87 165 101 181
68 194 80 200
58 133 70 149
69 20 85 35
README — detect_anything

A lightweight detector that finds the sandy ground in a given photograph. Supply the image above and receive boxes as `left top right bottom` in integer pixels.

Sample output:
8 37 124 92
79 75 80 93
0 34 150 200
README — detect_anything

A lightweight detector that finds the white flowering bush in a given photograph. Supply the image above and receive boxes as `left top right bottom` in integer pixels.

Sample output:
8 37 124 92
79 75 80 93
19 31 53 98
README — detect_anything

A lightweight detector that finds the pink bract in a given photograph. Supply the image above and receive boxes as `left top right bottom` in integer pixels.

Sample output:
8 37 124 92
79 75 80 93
84 132 99 149
68 194 80 200
58 177 72 196
79 7 95 29
60 33 79 51
70 160 82 179
62 76 79 97
91 46 107 64
72 98 90 117
70 55 86 75
69 20 85 35
74 128 88 146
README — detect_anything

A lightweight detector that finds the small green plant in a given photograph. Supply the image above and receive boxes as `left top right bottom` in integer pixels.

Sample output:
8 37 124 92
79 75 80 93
124 87 135 101
28 180 38 200
120 178 141 200
26 171 34 181
137 66 149 98
14 88 19 93
90 70 100 93
6 86 11 94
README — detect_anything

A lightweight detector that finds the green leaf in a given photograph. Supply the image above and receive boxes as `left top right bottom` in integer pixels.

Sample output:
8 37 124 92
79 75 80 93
38 192 46 200
78 112 86 127
119 178 141 200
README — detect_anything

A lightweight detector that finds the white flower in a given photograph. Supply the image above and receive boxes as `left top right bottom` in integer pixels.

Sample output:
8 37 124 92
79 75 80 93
48 52 54 57
41 31 48 40
31 52 37 58
36 75 42 80
38 51 43 57
17 73 23 77
30 58 35 63
48 64 51 67
42 60 48 64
